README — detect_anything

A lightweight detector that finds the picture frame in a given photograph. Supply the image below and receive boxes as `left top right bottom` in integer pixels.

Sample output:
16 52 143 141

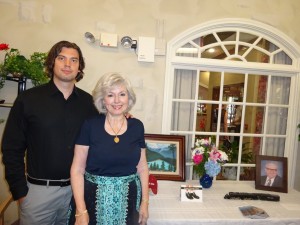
255 155 288 193
145 133 185 181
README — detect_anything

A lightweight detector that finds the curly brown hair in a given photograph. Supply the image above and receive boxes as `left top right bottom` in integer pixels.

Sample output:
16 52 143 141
44 41 85 82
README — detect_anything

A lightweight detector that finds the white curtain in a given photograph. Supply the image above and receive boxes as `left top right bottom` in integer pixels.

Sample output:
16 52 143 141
265 47 291 156
172 69 197 132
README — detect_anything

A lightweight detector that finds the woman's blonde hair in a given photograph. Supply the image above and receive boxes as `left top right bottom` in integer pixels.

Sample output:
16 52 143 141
92 72 136 113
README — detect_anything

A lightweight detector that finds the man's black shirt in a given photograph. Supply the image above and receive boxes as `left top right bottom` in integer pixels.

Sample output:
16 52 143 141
1 80 98 200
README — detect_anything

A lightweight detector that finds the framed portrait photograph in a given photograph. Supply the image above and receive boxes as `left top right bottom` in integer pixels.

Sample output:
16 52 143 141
145 134 185 181
255 155 288 193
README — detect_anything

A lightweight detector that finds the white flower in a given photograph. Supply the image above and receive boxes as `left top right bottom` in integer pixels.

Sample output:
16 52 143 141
192 146 205 157
195 138 211 147
218 150 229 161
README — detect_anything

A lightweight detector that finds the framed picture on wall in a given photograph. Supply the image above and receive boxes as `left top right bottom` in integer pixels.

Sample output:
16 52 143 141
255 155 288 193
145 134 185 181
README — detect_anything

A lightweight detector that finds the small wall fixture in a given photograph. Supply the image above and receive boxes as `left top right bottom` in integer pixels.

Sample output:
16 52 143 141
84 32 96 43
120 36 137 50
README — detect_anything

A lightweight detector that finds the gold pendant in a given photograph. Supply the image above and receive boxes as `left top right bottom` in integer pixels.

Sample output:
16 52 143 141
114 136 120 143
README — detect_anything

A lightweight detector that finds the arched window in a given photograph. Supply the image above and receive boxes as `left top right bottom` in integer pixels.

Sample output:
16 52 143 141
162 19 300 184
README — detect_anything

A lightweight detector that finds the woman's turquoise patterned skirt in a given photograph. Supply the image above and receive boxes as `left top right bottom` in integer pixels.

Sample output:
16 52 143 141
67 172 141 225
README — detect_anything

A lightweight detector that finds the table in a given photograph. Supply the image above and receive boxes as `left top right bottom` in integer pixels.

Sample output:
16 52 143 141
148 180 300 225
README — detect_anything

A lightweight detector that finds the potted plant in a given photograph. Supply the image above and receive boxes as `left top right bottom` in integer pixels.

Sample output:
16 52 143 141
0 43 49 88
0 63 5 90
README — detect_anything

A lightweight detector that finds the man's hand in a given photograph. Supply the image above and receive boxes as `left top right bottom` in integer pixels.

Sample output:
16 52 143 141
18 196 26 205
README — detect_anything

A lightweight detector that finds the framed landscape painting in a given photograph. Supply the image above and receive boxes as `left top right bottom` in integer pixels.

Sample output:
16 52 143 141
144 134 185 181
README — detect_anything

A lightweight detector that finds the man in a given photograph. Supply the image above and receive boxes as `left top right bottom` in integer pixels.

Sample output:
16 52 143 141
260 161 283 187
1 41 99 225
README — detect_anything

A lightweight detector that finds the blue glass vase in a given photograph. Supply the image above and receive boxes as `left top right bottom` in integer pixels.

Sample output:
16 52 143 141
199 173 213 188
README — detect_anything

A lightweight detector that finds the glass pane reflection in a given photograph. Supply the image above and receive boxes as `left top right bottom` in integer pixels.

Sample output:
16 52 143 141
239 32 258 44
176 42 198 57
198 71 211 101
269 76 290 104
218 166 237 180
184 134 193 161
240 138 255 164
257 38 279 52
223 73 245 100
273 51 292 65
173 69 197 99
245 48 270 63
246 75 268 103
211 104 225 132
265 138 285 157
266 107 288 135
244 106 265 134
240 167 255 181
172 102 195 131
217 31 236 42
202 45 226 59
198 34 217 46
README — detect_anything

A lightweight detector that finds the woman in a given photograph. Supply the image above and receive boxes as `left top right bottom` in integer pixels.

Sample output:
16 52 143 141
67 72 149 225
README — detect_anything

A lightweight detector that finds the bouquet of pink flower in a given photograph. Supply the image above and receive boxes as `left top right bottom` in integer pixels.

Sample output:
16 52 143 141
192 137 228 177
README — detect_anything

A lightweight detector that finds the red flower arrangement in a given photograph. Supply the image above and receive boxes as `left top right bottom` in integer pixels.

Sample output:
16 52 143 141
0 43 9 51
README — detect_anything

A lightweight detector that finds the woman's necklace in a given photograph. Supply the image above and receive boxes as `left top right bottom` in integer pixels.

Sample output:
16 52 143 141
106 116 125 143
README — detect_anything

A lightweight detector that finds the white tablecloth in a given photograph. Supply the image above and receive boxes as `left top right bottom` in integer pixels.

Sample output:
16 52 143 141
148 180 300 225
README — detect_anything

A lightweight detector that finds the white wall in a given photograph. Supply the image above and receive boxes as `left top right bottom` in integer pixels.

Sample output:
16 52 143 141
1 0 300 223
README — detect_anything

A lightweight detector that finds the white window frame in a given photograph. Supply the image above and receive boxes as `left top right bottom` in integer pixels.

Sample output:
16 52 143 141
162 18 300 187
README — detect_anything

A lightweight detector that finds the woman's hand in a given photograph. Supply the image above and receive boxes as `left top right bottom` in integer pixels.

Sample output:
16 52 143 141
138 201 149 225
75 212 89 225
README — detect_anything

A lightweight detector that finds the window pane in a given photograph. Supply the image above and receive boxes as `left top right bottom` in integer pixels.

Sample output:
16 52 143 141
220 138 238 163
273 51 292 65
244 106 265 134
257 38 279 53
239 32 258 44
191 37 202 47
176 43 198 57
220 136 256 164
245 48 270 63
198 71 211 100
210 72 222 100
224 44 235 55
196 109 207 132
217 31 236 42
240 138 255 164
184 134 193 161
211 104 225 132
200 34 217 46
223 73 245 100
225 103 243 135
173 69 197 99
218 166 237 180
240 167 255 181
253 137 263 155
269 76 290 104
246 74 268 103
265 137 285 157
202 45 226 59
266 107 288 135
171 102 195 131
238 45 249 56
